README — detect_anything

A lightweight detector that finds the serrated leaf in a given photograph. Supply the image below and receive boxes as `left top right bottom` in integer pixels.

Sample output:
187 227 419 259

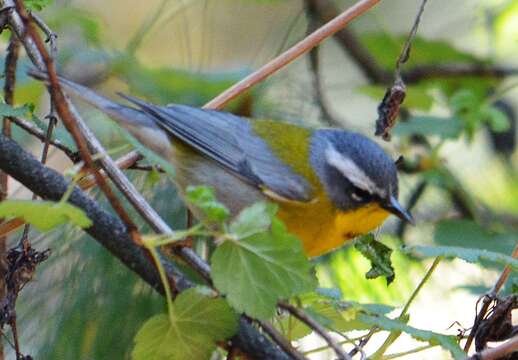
229 202 277 238
434 220 516 254
212 218 315 319
185 186 229 223
403 245 518 270
394 116 463 139
132 289 238 360
360 314 464 359
0 200 92 231
355 235 395 284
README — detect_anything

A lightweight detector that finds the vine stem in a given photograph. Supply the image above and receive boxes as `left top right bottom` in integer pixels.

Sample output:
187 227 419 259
279 302 352 360
203 0 381 110
371 257 442 359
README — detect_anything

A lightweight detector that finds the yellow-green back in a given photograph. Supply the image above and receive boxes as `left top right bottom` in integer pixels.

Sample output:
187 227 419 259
251 119 320 188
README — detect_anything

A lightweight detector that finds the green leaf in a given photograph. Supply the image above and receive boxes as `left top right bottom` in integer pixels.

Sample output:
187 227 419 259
403 245 518 271
354 235 395 284
360 314 464 359
482 106 510 132
394 116 463 139
212 217 316 319
185 186 230 223
132 288 238 360
0 102 34 118
24 0 53 11
357 84 433 111
0 200 92 231
434 220 516 254
229 202 277 238
361 33 479 69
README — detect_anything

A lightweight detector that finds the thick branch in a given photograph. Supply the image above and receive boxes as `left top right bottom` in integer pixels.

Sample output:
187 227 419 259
0 132 291 360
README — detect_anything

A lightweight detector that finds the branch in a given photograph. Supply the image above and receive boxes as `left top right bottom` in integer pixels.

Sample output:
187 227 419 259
203 0 381 109
467 334 518 360
0 132 292 360
279 302 351 360
6 115 76 159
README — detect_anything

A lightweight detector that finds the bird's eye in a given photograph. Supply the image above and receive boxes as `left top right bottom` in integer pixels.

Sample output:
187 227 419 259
351 187 372 202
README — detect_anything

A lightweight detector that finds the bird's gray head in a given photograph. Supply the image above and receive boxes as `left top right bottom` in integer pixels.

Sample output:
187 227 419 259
310 129 413 223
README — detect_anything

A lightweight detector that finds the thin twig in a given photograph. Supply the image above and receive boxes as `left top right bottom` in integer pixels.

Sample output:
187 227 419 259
203 0 381 110
6 115 76 159
467 333 518 360
13 0 141 242
255 319 308 360
279 302 352 360
29 11 57 59
371 257 442 359
396 181 427 238
394 0 428 74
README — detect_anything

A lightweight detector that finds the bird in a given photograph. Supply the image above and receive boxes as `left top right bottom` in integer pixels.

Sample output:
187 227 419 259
29 70 413 257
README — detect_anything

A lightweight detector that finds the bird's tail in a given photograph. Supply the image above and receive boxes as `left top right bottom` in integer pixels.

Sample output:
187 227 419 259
28 69 173 157
27 69 158 130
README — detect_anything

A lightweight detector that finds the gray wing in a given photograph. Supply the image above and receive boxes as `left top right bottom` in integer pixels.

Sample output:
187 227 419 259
118 94 314 202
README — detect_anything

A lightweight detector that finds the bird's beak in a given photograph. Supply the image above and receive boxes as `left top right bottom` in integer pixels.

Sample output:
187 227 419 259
383 196 415 225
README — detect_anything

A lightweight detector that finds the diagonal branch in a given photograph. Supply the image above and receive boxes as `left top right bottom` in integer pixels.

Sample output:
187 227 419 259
0 132 292 360
204 0 382 110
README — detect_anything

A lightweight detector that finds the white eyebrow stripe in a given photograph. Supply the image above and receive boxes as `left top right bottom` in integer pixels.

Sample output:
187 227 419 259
325 145 386 197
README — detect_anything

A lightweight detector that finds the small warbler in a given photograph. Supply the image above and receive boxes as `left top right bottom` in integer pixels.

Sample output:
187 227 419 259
31 72 413 257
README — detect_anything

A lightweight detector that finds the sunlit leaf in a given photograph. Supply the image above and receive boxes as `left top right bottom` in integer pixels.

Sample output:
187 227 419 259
403 245 518 270
212 215 315 319
0 200 92 231
185 186 229 223
229 202 277 238
132 289 238 360
360 314 464 359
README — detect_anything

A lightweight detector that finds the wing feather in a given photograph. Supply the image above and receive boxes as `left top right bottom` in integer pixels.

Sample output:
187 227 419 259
118 94 313 202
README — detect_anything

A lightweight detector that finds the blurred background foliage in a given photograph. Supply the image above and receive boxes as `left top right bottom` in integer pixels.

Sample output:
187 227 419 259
3 0 518 358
